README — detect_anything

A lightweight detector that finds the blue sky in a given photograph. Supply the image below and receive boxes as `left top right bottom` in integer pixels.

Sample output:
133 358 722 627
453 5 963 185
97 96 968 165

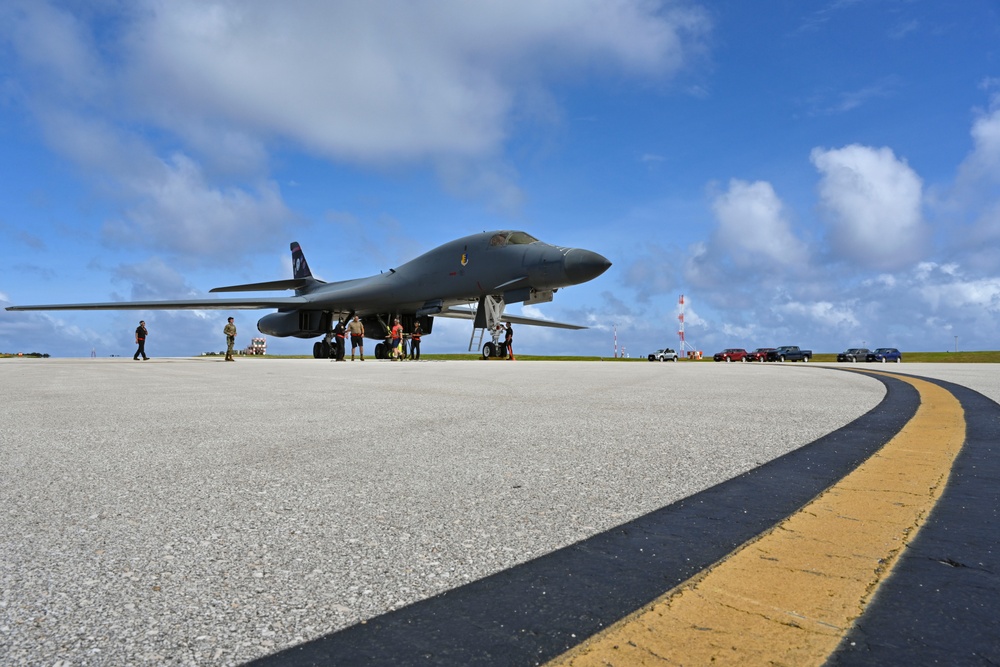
2 0 999 358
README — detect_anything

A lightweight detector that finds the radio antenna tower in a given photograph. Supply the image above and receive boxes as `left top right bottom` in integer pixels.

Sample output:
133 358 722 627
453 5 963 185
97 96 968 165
678 294 697 355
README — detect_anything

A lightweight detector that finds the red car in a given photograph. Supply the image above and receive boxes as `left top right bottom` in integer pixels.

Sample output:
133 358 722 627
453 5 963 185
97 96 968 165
713 348 748 362
746 348 774 362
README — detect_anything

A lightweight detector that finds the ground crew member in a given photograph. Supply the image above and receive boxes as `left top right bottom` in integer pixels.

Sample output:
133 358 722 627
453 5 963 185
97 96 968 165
504 322 515 361
348 315 365 361
134 320 148 361
410 321 422 360
223 317 237 361
391 318 404 360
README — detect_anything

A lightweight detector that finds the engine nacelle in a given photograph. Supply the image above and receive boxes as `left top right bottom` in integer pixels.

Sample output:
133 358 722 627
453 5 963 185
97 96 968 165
257 311 326 339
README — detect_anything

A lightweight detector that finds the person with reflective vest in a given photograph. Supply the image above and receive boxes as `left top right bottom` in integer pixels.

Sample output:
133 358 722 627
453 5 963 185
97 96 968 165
391 318 404 360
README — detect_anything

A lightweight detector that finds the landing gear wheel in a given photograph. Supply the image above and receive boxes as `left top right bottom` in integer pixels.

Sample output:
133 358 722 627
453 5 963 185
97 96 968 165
374 343 385 360
320 340 332 359
482 342 496 359
313 342 322 359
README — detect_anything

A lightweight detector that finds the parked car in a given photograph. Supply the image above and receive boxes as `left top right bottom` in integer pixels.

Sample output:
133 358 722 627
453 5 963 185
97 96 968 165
837 348 870 363
713 348 748 362
648 348 678 362
867 347 902 363
765 346 813 362
746 348 774 362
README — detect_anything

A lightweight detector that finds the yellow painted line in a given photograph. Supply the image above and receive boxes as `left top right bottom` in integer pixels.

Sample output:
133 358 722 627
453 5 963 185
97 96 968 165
547 371 966 666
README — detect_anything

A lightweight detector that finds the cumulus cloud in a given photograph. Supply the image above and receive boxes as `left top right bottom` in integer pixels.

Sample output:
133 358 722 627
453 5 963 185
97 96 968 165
121 0 709 163
963 96 1000 185
102 153 291 256
710 179 808 268
0 0 710 254
811 144 927 271
774 300 860 331
684 179 807 290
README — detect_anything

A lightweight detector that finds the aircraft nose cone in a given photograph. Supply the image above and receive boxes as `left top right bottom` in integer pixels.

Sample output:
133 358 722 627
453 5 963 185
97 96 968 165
564 249 612 285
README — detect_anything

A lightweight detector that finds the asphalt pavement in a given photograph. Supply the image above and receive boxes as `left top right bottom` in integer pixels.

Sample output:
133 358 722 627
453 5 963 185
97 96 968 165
0 359 996 665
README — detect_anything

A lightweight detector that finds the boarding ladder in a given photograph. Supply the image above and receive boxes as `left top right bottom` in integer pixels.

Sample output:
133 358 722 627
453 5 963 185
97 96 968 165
467 294 506 352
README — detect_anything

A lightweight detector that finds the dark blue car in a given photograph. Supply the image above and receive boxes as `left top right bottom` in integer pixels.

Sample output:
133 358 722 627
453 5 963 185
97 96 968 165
867 347 902 363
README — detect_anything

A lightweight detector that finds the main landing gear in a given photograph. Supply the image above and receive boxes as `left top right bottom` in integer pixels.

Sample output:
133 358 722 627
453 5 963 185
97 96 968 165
312 340 333 359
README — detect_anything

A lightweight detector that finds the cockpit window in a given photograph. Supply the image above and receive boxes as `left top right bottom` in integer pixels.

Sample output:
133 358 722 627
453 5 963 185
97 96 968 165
506 231 538 245
490 231 539 247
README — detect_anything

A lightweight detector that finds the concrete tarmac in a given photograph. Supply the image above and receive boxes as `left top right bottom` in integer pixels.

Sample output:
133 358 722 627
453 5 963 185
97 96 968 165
0 359 996 665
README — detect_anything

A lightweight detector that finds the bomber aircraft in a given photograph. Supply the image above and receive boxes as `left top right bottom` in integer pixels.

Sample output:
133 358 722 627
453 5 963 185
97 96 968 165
6 230 611 359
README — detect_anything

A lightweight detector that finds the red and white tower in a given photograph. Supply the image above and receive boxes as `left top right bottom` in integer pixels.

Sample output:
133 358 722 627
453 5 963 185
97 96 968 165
678 294 697 355
678 294 686 351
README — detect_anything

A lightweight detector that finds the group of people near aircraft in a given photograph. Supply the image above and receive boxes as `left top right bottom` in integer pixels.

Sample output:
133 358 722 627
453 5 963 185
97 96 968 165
131 313 516 361
326 315 424 362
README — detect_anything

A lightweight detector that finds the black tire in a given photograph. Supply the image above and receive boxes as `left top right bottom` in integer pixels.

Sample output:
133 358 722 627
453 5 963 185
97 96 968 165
312 342 321 359
374 342 385 359
482 342 496 359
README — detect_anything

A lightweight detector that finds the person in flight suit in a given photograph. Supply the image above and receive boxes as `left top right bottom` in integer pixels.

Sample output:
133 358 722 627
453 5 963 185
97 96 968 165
134 320 149 360
223 317 237 361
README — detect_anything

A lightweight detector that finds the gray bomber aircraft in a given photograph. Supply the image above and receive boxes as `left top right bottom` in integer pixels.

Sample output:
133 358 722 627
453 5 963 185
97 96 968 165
6 230 611 359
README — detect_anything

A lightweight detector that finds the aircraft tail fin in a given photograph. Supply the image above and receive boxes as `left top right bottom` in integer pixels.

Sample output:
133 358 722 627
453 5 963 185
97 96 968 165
291 242 313 279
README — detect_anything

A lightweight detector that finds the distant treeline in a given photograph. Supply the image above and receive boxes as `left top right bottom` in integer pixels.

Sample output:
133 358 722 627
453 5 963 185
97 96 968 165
1 352 50 358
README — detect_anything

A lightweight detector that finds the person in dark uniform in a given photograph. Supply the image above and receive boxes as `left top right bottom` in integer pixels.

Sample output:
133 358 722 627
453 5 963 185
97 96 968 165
332 318 346 361
134 320 149 360
504 322 515 361
409 321 423 360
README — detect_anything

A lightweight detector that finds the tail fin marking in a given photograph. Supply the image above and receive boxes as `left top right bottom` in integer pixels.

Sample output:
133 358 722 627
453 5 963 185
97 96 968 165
291 242 313 280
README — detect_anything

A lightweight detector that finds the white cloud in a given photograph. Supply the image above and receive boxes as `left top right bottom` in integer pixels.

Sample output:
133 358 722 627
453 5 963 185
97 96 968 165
103 153 291 255
115 0 710 167
110 0 710 194
913 262 1000 313
683 179 808 291
710 179 808 268
1 0 711 249
811 144 927 271
774 300 860 330
956 95 1000 189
